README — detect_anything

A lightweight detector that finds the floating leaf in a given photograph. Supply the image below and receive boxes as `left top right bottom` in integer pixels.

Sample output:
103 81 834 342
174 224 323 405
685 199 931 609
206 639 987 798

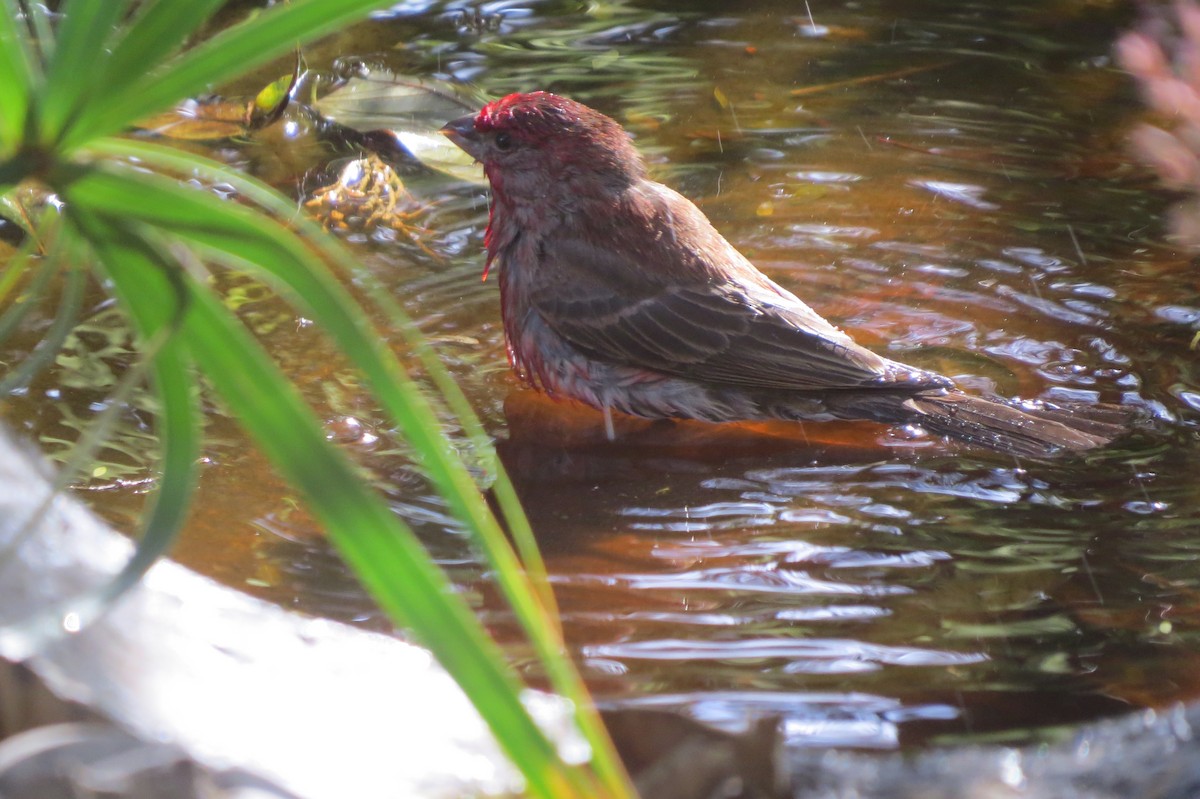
391 130 482 183
313 72 483 182
136 99 251 140
314 72 476 132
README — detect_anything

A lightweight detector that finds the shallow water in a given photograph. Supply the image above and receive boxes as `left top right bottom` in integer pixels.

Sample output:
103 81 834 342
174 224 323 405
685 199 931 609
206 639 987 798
6 0 1200 750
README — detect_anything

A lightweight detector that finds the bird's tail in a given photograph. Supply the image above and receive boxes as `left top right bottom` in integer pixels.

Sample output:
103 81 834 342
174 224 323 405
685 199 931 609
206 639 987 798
903 391 1128 458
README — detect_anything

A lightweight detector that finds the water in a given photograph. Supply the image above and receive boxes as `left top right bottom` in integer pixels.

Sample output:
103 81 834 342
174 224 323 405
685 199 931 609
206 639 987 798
5 0 1200 749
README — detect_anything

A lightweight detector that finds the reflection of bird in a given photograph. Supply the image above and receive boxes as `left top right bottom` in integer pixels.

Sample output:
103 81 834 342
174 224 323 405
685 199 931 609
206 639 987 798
441 91 1125 457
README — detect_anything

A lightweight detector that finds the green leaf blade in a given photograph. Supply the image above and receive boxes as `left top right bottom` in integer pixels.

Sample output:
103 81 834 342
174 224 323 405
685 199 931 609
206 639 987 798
0 0 36 153
99 0 229 98
74 141 638 798
63 0 392 151
65 186 608 799
38 0 131 144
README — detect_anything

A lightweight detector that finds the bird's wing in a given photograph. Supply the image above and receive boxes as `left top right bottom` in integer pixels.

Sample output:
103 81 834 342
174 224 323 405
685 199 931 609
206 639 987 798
530 204 936 392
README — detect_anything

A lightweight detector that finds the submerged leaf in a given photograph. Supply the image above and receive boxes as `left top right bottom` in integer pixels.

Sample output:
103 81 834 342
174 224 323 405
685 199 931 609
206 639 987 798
790 61 954 98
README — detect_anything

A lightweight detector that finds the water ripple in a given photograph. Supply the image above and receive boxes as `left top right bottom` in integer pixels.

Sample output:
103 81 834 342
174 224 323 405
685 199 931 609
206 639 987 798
609 565 913 597
584 637 987 668
994 284 1103 326
621 501 777 519
776 605 892 622
741 463 1037 506
793 170 864 183
910 179 1000 210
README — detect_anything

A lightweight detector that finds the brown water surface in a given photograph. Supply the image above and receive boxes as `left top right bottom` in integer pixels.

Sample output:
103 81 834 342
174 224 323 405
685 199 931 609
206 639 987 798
5 0 1200 750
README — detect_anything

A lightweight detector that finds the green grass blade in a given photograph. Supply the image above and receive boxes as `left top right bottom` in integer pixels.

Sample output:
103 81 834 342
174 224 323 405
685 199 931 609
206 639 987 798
0 0 35 152
22 3 53 74
0 238 56 344
69 160 552 634
99 0 228 98
180 280 601 799
64 160 544 605
60 212 202 625
96 334 198 609
0 192 44 240
87 165 556 617
384 293 560 613
78 138 637 799
86 141 551 601
9 0 625 792
69 206 601 799
0 220 201 647
0 253 82 394
37 0 132 145
0 244 30 308
61 0 392 151
84 139 555 611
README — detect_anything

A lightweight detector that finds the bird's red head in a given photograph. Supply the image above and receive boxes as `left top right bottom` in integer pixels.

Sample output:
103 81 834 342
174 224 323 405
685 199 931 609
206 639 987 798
440 91 644 185
440 92 648 282
474 91 591 142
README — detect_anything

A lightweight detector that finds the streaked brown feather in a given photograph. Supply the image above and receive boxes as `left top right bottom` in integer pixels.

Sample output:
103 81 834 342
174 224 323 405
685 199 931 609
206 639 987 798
529 182 947 392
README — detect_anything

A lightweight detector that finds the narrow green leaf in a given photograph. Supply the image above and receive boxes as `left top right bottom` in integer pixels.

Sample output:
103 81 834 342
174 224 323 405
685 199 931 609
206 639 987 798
38 0 132 145
80 139 637 799
0 0 36 151
63 165 519 584
21 3 53 69
0 243 30 309
385 295 559 609
0 253 82 395
85 147 547 598
0 218 201 646
0 238 56 344
97 0 228 98
62 0 393 151
62 211 202 630
105 340 198 606
69 162 549 632
0 193 39 239
83 142 553 604
185 287 598 799
71 208 599 799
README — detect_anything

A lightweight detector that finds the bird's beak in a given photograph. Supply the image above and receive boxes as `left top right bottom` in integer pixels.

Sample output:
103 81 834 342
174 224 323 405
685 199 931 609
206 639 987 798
440 113 482 160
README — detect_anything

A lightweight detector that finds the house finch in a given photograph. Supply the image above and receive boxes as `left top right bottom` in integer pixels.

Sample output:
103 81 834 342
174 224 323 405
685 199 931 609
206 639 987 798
441 92 1123 457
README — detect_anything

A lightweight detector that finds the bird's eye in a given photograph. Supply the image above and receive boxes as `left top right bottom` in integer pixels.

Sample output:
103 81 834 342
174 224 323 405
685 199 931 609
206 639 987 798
494 131 514 151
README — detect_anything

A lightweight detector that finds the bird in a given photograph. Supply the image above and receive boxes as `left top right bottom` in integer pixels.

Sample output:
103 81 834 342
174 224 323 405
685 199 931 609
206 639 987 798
440 91 1125 458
